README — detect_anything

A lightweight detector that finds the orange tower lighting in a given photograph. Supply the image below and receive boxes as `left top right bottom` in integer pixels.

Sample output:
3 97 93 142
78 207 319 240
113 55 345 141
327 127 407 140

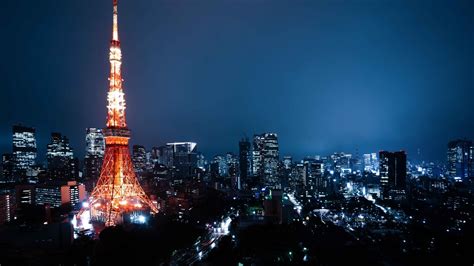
89 0 158 226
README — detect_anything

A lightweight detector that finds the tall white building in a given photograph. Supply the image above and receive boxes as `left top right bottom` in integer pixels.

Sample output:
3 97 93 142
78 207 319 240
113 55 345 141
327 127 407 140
12 125 37 174
363 153 379 174
84 128 105 181
85 128 105 157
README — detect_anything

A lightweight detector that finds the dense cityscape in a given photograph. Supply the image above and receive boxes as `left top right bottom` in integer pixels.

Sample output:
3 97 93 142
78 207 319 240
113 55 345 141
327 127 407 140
1 124 473 264
1 0 473 265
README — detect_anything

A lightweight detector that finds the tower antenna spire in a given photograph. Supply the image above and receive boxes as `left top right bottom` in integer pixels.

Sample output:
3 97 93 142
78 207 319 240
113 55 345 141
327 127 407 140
112 0 119 41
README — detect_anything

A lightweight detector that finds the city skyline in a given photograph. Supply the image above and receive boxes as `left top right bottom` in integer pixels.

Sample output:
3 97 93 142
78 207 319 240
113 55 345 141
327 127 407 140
0 123 470 163
1 1 473 264
1 0 473 161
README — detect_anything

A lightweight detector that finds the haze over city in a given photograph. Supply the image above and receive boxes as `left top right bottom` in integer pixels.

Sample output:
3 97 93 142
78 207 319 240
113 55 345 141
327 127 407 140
1 0 473 161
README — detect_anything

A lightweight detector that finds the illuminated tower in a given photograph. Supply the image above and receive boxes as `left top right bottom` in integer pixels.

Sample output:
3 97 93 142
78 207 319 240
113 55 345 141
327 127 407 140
89 0 158 226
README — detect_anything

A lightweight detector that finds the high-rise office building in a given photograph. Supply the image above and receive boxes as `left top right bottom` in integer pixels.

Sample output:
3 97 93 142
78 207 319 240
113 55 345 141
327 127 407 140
196 152 206 169
229 151 241 189
150 147 160 164
379 151 407 200
166 142 198 178
47 133 77 180
307 160 325 193
83 128 105 182
351 152 363 174
150 146 166 171
1 153 14 183
145 150 154 172
252 135 264 177
283 156 293 170
253 133 280 188
330 152 352 175
295 163 305 186
363 154 371 170
363 153 378 173
252 150 262 177
85 128 105 157
447 139 474 182
226 152 238 177
132 145 147 174
239 138 251 181
262 133 279 182
83 155 103 190
12 125 37 177
156 145 174 168
210 155 227 178
291 163 307 188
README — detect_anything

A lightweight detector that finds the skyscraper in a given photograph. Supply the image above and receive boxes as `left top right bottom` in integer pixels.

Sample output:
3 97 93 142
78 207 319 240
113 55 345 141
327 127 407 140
132 145 147 174
150 147 160 165
308 160 326 195
313 161 326 190
252 150 262 177
330 152 352 175
252 135 264 177
447 139 474 182
291 163 307 188
83 128 105 182
283 156 292 170
363 153 378 173
145 150 154 172
196 152 206 169
46 132 77 180
1 154 14 184
85 128 105 157
226 152 238 177
210 155 227 178
253 133 280 188
166 142 198 179
154 145 173 168
210 156 219 179
351 151 363 174
239 138 251 181
379 151 407 200
12 125 37 177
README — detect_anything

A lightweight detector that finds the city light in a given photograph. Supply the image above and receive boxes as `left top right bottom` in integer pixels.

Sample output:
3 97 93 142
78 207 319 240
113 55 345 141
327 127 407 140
0 0 472 264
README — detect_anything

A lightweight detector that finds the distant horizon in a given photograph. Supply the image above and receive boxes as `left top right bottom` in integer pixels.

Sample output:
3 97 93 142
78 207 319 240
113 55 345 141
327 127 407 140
0 122 466 163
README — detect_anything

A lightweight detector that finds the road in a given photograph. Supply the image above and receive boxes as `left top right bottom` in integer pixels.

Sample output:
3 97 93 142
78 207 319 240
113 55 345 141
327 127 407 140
170 215 233 265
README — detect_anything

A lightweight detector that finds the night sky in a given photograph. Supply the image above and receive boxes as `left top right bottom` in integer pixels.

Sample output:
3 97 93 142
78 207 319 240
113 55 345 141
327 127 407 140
0 0 473 162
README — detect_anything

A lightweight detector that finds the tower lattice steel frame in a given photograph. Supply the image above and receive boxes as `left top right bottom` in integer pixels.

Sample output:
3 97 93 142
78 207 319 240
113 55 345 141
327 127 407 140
89 0 158 226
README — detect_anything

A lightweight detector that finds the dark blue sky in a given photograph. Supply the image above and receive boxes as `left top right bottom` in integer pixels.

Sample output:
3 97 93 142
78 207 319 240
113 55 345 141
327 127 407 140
0 0 473 162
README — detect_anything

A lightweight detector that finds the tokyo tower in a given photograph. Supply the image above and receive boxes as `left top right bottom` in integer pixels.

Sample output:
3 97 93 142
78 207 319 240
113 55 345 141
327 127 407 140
89 0 158 226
